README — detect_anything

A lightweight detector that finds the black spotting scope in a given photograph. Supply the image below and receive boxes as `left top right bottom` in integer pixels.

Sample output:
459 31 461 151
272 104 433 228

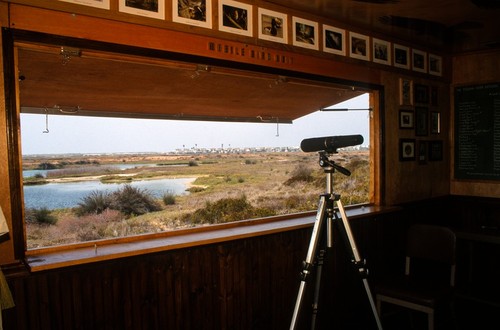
300 134 364 153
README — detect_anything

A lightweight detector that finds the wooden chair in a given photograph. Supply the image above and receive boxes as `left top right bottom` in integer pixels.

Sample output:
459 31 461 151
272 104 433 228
374 224 457 330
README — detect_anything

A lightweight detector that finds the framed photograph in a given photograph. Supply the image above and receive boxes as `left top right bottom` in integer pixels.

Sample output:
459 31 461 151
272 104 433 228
415 107 429 136
372 38 391 65
412 49 427 73
258 8 287 44
292 17 319 50
400 139 416 161
323 25 346 56
429 140 443 161
418 141 428 164
431 112 441 134
399 78 413 106
349 32 370 61
219 0 253 36
393 44 410 69
429 54 442 76
59 0 110 9
173 0 212 28
399 110 414 129
414 84 429 104
119 0 165 20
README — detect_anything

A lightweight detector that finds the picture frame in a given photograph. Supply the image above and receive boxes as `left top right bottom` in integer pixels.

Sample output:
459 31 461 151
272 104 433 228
412 49 428 73
258 8 287 44
415 107 429 136
429 53 443 76
173 0 212 28
323 24 346 56
349 32 370 61
431 111 441 134
400 139 416 161
428 140 443 161
372 38 391 65
292 17 319 50
59 0 110 9
414 84 429 104
393 44 410 69
399 110 414 129
119 0 165 20
399 78 413 106
418 140 428 164
219 0 253 37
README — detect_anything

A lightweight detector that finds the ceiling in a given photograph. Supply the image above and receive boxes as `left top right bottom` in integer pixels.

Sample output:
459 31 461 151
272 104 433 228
17 45 365 123
267 0 500 53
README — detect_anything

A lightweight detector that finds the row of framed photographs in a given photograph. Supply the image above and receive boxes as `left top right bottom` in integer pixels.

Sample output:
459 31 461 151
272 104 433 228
400 139 443 163
60 0 443 76
399 108 441 136
399 79 439 106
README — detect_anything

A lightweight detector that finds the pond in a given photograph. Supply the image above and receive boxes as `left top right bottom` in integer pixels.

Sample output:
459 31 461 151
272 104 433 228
22 163 166 178
23 177 195 210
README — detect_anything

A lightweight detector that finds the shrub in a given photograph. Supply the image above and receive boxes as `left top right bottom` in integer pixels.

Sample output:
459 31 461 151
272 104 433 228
284 164 314 185
109 184 161 216
77 185 161 216
188 160 198 166
163 191 176 205
184 195 274 225
30 208 58 225
76 190 112 216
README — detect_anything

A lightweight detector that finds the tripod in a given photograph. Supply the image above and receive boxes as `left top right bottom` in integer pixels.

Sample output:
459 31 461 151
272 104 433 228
289 151 382 330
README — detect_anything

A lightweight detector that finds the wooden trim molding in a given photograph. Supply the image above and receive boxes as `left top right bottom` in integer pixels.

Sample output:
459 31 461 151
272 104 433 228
25 205 396 272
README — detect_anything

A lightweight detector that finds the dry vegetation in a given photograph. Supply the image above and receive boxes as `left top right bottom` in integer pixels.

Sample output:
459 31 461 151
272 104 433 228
24 151 369 249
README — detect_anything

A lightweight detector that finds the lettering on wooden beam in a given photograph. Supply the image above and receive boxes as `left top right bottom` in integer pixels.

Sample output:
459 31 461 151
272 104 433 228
207 41 294 67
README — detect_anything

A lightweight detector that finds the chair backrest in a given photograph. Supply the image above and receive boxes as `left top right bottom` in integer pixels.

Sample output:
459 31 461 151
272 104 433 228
404 224 457 286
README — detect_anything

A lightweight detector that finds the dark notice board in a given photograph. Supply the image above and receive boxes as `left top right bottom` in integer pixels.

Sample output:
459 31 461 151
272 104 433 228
454 83 500 180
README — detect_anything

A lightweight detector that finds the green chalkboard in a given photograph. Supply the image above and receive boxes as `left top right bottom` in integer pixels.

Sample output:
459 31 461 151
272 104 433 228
454 83 500 180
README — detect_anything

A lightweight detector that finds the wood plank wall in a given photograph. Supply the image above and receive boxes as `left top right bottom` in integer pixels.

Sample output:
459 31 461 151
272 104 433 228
2 212 399 330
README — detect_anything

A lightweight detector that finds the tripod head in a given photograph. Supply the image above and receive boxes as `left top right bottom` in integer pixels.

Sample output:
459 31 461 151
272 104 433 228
318 151 351 177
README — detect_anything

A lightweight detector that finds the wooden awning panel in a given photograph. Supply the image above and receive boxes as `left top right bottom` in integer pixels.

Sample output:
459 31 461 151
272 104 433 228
17 45 364 123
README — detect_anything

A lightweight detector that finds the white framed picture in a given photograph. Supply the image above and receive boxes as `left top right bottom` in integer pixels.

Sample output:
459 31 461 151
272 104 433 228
219 0 253 37
323 24 345 56
119 0 165 20
372 38 391 65
172 0 212 29
429 54 443 76
412 49 428 73
292 16 319 50
258 8 287 44
393 44 410 69
349 32 370 61
59 0 110 9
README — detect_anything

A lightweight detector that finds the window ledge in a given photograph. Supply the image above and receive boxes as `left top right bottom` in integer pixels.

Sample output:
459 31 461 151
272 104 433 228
26 205 396 272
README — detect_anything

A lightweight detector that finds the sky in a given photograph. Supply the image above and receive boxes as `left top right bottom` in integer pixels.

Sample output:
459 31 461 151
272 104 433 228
20 93 370 155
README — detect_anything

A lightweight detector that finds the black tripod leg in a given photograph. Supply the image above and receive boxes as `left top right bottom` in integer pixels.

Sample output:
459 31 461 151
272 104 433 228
311 249 326 330
336 200 383 330
290 195 328 330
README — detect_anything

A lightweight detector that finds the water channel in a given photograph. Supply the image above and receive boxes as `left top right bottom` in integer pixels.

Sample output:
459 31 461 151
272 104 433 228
23 164 194 210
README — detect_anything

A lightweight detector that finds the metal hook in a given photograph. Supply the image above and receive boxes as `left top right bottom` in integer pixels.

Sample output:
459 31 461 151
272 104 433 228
43 108 49 133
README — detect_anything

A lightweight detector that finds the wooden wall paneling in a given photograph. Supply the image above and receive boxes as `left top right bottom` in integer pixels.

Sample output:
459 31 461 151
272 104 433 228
0 210 441 329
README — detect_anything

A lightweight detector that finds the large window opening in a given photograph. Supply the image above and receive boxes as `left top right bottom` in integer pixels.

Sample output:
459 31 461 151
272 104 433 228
16 43 375 250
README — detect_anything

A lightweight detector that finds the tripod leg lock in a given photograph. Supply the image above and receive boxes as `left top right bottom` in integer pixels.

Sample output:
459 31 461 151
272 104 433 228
352 259 369 278
299 261 313 281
